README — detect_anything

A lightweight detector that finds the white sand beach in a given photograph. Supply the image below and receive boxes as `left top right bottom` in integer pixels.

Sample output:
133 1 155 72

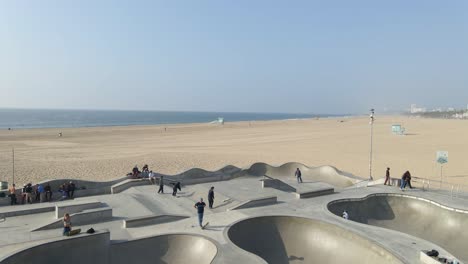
1 116 467 186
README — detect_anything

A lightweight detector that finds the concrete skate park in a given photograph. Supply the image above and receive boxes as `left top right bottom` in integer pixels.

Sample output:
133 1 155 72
0 162 466 264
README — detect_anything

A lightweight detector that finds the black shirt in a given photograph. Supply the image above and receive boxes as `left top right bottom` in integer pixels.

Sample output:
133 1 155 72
208 190 214 200
195 202 206 214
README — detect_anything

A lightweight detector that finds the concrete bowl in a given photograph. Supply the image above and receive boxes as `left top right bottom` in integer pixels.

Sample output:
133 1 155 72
227 215 402 264
110 233 218 264
327 193 468 263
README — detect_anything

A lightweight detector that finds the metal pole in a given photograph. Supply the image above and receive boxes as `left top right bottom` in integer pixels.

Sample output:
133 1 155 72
12 148 15 185
440 164 443 189
369 109 374 181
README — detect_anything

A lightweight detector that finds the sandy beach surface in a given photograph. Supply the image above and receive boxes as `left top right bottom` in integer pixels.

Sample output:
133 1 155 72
1 116 467 186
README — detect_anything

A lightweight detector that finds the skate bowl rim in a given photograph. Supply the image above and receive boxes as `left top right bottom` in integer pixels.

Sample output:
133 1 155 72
225 214 404 264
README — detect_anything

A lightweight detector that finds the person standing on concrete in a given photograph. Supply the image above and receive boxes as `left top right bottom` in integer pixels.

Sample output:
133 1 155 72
208 187 215 209
63 213 72 236
384 167 391 185
406 171 413 189
25 183 33 204
158 176 164 194
172 182 181 196
8 184 17 205
37 184 45 203
44 183 52 202
295 168 303 183
194 198 206 228
69 181 76 198
400 171 412 190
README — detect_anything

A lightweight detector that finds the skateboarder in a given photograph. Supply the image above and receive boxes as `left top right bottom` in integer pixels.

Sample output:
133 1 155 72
208 187 215 209
342 210 349 220
194 198 206 228
384 167 391 185
158 176 164 194
295 168 303 183
172 182 181 196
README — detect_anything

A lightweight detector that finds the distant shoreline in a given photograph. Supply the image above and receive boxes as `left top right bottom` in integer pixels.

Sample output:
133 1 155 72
1 116 357 131
0 108 352 130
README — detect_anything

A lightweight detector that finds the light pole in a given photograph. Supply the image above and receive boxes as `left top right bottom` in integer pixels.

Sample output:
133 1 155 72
12 148 15 185
369 109 375 181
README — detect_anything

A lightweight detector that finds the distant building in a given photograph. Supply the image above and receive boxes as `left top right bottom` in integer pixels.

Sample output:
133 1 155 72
410 104 426 114
447 107 455 112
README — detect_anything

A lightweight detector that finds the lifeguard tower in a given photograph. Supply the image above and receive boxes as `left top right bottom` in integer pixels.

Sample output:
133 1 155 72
391 124 405 135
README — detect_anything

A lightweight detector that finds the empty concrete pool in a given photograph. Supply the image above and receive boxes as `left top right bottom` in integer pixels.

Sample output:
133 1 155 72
227 216 402 264
328 193 468 263
111 233 218 264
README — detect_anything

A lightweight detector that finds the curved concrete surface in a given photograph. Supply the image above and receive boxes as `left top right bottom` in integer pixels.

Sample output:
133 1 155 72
0 231 110 264
110 233 217 264
328 194 468 263
247 162 358 188
25 162 357 199
227 216 402 264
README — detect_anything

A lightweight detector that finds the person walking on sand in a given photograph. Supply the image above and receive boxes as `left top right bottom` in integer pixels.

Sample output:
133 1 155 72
208 187 215 209
384 167 391 185
158 176 164 194
295 168 303 183
194 198 206 228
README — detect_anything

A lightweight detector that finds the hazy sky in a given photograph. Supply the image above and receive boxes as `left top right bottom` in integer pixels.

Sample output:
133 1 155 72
1 1 467 114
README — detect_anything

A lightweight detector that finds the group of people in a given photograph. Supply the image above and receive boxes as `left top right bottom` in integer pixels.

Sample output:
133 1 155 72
155 175 216 229
58 181 76 200
130 164 154 179
156 176 183 196
383 167 414 190
7 181 76 206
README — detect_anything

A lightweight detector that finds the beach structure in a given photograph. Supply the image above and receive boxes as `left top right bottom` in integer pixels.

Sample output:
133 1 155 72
391 124 406 135
0 162 465 264
209 117 224 125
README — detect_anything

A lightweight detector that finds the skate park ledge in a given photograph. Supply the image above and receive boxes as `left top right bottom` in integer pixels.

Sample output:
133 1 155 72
55 200 102 219
33 207 113 231
123 214 190 228
111 179 153 194
295 187 334 199
228 196 277 211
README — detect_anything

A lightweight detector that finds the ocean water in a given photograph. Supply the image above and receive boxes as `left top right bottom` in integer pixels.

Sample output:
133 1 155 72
0 109 331 129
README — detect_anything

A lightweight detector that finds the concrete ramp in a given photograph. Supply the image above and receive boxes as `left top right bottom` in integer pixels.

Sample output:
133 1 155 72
228 196 277 211
55 200 102 219
262 178 334 198
328 194 468 263
248 162 358 188
123 214 189 228
227 216 402 264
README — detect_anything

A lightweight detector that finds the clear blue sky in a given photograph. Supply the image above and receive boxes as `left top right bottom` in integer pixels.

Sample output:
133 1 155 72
1 1 467 114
